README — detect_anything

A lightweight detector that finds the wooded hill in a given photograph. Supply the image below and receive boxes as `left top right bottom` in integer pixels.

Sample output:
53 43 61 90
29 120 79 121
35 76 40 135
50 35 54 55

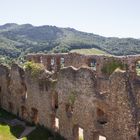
0 23 140 60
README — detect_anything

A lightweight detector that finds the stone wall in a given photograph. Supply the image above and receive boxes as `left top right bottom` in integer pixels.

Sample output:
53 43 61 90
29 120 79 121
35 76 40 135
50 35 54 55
1 53 140 140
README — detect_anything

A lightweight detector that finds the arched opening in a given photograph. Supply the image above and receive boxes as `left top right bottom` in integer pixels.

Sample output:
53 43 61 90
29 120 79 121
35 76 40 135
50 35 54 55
89 59 96 70
31 108 38 124
99 135 106 140
96 108 108 125
136 61 140 76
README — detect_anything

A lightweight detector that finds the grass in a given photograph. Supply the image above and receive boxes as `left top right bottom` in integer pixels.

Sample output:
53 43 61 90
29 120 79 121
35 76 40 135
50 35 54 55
0 108 65 140
70 48 110 55
0 123 25 140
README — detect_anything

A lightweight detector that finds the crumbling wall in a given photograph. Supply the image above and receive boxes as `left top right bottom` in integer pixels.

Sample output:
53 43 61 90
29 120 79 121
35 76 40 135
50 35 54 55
1 53 140 140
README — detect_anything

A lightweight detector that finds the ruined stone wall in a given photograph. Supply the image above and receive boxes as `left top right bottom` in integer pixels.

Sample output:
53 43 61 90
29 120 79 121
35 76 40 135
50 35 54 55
1 53 140 140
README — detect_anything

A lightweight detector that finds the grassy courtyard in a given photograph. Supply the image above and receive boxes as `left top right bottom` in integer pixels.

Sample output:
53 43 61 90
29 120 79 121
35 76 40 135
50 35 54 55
0 108 64 140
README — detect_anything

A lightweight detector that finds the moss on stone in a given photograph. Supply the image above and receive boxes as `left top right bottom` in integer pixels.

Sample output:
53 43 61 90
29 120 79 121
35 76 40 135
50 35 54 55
24 61 44 78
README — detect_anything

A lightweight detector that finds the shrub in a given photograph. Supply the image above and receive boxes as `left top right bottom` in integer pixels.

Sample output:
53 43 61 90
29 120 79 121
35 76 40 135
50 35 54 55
101 60 125 75
24 61 44 77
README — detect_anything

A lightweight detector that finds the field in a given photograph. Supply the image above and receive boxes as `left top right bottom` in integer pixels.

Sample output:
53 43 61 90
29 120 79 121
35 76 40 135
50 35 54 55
70 48 110 55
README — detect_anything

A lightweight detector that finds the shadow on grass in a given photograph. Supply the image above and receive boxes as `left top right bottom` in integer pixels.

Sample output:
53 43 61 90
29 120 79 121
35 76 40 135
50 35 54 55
0 108 66 140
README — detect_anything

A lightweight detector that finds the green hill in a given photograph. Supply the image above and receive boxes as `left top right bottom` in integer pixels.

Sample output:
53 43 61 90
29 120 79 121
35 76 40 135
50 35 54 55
70 48 109 55
0 23 140 61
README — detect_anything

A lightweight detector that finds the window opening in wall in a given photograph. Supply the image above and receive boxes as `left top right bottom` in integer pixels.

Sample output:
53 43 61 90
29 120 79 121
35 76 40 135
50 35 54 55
137 122 140 137
55 117 59 130
60 57 65 68
52 92 58 111
31 108 38 124
40 56 43 63
51 58 55 66
73 125 84 140
90 59 96 70
79 127 84 140
97 108 108 125
21 106 27 119
99 135 106 140
8 102 13 112
0 86 1 92
136 61 140 76
65 104 74 118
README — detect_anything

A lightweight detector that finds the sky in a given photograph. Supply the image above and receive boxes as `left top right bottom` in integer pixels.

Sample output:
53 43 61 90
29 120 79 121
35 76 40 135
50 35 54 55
0 0 140 38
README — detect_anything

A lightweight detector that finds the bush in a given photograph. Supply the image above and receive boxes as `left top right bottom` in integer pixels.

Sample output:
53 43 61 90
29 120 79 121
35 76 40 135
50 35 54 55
101 60 125 75
24 61 44 77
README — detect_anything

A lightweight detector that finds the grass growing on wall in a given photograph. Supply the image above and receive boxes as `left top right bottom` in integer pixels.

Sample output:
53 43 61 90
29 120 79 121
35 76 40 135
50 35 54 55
24 61 45 77
101 60 125 75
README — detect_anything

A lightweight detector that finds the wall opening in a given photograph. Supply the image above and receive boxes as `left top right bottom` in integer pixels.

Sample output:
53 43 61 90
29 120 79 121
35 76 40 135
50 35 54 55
99 135 106 140
21 83 27 103
50 58 55 71
55 117 59 131
0 86 1 92
136 61 140 76
40 56 43 63
51 58 55 66
73 125 84 140
21 106 27 119
65 104 74 118
97 108 108 125
60 57 65 68
137 122 140 138
52 92 58 111
89 59 96 70
79 127 84 140
8 102 13 112
31 108 38 124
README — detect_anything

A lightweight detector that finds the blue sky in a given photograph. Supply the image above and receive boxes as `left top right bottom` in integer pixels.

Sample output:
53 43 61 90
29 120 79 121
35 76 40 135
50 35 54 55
0 0 140 38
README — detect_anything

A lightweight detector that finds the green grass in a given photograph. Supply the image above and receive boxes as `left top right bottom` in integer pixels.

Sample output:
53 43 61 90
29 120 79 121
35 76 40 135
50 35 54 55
0 123 25 140
0 108 65 140
70 48 109 55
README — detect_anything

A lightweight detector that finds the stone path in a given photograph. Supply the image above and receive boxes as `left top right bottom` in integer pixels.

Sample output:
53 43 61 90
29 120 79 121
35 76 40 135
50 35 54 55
18 126 36 139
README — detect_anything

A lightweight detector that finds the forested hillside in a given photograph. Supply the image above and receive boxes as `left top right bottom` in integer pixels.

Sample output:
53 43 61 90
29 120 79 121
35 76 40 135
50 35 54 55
0 23 140 62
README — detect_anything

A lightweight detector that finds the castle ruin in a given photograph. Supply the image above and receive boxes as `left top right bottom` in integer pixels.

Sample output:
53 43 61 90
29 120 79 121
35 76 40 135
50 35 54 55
0 52 140 140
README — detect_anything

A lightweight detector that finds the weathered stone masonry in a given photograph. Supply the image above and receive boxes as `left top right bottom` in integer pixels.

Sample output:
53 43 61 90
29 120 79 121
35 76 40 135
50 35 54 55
1 52 140 140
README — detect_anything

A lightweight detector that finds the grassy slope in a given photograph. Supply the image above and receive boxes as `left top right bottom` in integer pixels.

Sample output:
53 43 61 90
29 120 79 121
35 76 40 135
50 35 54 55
70 48 109 55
